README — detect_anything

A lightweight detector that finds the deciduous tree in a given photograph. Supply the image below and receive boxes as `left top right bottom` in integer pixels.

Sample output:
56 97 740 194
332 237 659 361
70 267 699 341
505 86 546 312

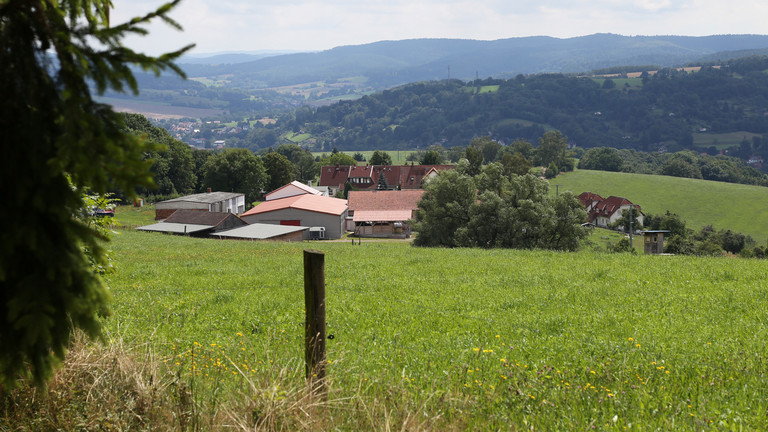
369 150 392 165
263 152 295 192
203 149 267 204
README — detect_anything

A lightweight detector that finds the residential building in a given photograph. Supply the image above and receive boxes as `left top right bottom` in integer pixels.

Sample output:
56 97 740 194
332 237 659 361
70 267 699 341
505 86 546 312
578 192 644 229
318 164 453 196
347 190 424 238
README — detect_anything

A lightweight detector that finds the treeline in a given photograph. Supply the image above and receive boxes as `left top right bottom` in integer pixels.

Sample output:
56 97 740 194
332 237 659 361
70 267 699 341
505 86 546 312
266 56 768 159
642 212 766 258
578 147 768 186
121 114 330 204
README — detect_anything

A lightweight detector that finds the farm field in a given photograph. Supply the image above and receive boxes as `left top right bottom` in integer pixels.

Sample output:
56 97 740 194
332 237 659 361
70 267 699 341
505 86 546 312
97 96 228 120
97 229 768 429
554 168 768 244
312 150 420 165
692 131 762 150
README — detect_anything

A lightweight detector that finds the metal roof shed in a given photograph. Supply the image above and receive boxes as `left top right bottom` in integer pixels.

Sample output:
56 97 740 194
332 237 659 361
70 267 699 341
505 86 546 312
213 224 309 242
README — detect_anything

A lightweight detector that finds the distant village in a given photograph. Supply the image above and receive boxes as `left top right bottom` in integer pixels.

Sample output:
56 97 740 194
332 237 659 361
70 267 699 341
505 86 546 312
136 163 666 253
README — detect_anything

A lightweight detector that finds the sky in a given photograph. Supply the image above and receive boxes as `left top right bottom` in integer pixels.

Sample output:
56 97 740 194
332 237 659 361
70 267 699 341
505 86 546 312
113 0 768 56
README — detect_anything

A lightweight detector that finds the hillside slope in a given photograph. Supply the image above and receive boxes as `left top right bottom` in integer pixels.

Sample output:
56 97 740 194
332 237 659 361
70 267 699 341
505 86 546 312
555 169 768 243
181 34 768 87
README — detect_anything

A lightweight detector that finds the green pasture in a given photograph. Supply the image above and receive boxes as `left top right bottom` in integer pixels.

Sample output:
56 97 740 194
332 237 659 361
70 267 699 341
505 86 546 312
285 132 312 143
693 131 761 149
586 227 642 252
463 85 500 94
103 229 768 429
554 169 768 244
312 150 419 165
114 204 155 227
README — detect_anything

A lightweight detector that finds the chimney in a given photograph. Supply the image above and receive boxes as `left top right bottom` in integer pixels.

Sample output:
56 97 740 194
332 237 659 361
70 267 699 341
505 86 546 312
207 187 212 193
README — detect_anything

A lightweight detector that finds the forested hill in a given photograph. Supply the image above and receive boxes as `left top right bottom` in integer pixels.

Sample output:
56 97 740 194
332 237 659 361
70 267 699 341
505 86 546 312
263 55 768 161
181 34 768 88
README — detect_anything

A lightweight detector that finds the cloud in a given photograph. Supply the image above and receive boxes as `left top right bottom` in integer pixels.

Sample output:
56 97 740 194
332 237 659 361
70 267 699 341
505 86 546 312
111 0 767 55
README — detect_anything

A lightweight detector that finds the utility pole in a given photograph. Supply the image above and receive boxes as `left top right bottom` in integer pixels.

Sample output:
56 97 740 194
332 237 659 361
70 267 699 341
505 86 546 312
629 206 634 250
555 184 562 197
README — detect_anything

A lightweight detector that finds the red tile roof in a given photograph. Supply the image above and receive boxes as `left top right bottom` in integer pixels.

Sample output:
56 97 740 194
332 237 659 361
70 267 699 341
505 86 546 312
241 195 348 217
318 165 453 190
577 192 604 208
347 190 424 212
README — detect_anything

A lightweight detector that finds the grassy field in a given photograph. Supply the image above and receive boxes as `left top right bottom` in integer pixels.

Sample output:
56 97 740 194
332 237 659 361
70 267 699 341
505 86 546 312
693 131 761 150
312 150 420 165
554 169 768 244
85 229 768 429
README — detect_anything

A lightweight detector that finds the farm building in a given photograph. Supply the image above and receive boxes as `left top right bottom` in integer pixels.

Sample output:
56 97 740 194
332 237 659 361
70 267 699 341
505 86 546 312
212 223 309 242
265 181 322 201
319 164 453 196
347 190 423 238
240 195 348 239
154 190 245 220
137 210 247 236
578 192 644 229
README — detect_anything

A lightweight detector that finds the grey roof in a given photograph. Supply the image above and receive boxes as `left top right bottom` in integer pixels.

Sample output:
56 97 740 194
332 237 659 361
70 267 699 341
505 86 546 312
158 191 243 205
136 222 213 234
213 223 309 240
164 210 243 226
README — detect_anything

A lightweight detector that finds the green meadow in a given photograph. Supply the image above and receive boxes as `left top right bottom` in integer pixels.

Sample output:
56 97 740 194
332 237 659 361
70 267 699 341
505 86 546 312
554 169 768 244
100 229 768 429
312 150 419 165
693 131 762 150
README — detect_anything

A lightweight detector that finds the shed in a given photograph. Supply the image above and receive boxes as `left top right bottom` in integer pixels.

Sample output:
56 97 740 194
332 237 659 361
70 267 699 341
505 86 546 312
642 230 670 254
213 223 309 242
154 191 245 219
136 210 247 236
239 195 348 239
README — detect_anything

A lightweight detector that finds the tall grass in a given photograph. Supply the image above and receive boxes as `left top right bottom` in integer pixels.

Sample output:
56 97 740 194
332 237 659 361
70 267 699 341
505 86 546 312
5 231 768 429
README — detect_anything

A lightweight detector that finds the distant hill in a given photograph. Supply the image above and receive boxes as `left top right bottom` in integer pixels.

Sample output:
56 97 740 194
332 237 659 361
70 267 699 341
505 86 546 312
112 34 768 122
555 169 768 243
178 50 306 65
179 34 768 87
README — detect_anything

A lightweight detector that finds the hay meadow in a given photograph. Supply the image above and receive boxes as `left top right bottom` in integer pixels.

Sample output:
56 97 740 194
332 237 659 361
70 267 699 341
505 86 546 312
73 227 768 430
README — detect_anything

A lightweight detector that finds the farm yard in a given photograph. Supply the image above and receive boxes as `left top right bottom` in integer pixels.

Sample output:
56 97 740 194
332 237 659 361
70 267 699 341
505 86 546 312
45 228 766 430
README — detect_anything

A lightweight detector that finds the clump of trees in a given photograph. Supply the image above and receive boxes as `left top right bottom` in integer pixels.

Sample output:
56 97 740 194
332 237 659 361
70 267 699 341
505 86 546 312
580 148 768 187
412 161 588 250
644 212 760 256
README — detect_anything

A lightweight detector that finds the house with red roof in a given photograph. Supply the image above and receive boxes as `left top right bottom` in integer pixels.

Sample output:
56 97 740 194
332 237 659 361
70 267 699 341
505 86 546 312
318 164 453 196
240 194 348 239
578 192 643 229
347 190 424 238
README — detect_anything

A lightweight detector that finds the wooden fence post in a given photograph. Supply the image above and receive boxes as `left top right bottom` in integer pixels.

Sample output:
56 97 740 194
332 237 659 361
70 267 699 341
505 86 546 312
303 249 326 390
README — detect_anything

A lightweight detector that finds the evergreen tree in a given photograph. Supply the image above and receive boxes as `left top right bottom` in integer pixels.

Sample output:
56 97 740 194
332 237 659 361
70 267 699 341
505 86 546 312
0 0 191 387
377 171 389 190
